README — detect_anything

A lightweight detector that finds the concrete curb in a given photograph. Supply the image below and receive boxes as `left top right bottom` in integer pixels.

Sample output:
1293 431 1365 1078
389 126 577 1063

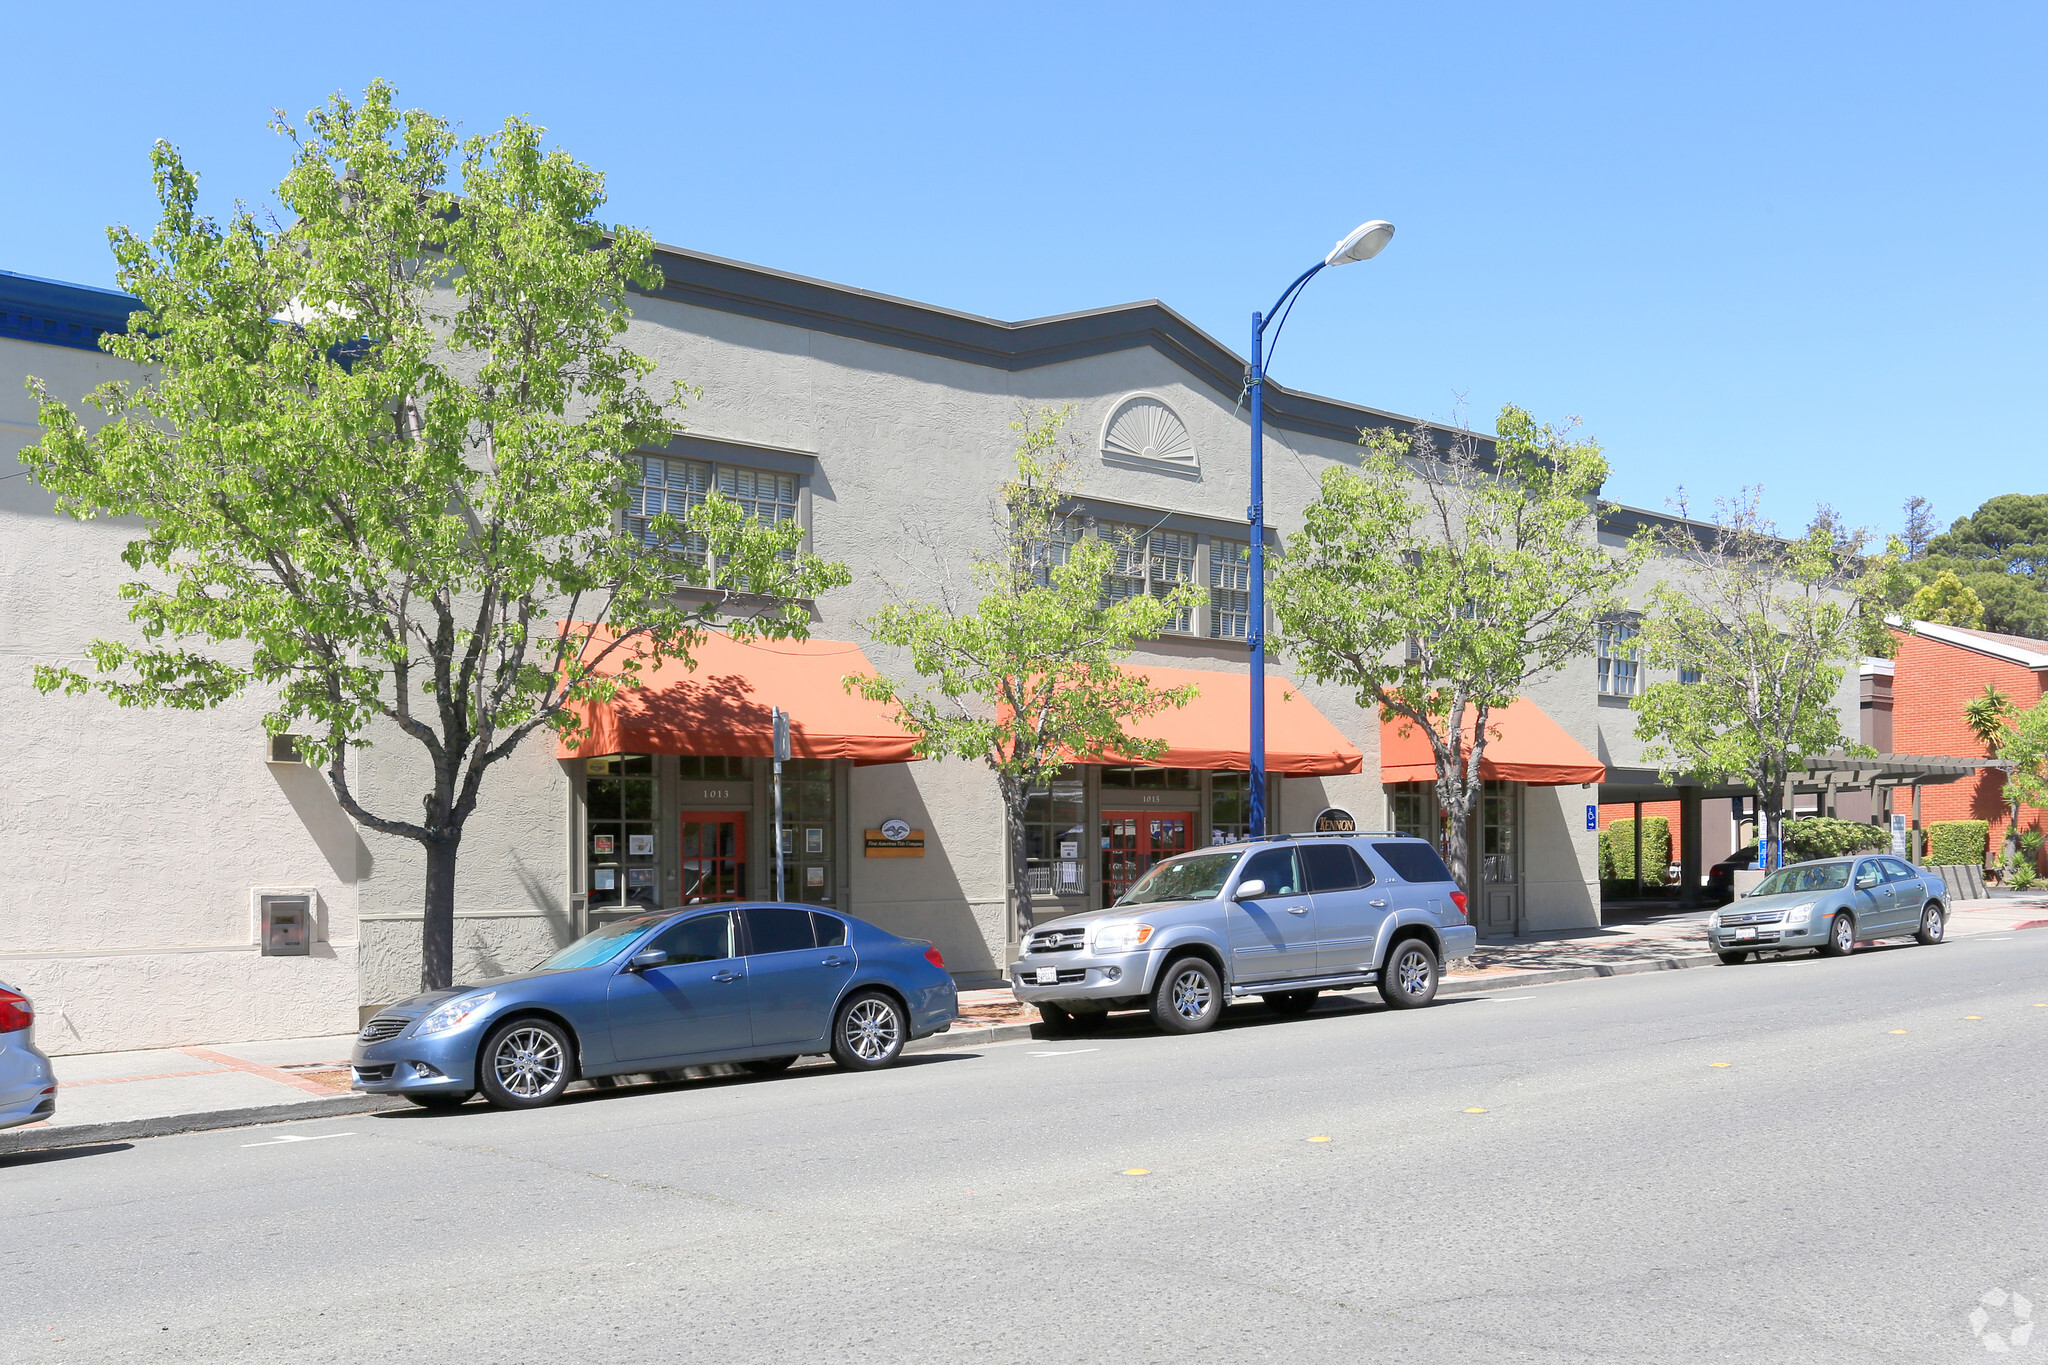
0 1093 398 1158
1441 953 1722 994
908 1021 1039 1053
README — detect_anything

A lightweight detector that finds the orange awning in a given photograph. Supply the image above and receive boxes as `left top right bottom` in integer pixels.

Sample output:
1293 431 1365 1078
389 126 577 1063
556 628 921 765
1379 696 1604 786
1089 665 1363 776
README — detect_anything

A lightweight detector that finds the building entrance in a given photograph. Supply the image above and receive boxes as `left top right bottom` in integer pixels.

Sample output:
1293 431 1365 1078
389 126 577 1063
681 811 748 905
1100 811 1196 902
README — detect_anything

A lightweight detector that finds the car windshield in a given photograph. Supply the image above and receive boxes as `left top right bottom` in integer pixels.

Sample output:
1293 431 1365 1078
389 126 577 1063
535 915 664 969
1749 864 1850 896
1117 850 1246 905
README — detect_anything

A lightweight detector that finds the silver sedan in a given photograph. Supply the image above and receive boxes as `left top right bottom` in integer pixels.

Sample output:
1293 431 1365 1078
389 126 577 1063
0 978 57 1130
1707 855 1946 963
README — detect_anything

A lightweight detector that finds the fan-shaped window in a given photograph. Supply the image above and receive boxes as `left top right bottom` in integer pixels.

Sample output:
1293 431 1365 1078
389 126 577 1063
1100 393 1198 475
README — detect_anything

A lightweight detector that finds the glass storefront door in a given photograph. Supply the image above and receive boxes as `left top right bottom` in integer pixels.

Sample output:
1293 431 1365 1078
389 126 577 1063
1100 811 1196 903
680 811 748 905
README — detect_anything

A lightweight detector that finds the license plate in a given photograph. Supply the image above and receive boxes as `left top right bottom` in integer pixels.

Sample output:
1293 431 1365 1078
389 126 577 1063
1736 928 1757 941
1036 967 1058 985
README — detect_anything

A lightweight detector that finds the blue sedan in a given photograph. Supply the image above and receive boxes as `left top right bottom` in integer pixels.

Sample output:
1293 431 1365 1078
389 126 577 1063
351 903 958 1110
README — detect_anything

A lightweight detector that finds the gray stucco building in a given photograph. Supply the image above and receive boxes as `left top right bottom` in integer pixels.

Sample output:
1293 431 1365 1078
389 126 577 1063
5 248 1814 1053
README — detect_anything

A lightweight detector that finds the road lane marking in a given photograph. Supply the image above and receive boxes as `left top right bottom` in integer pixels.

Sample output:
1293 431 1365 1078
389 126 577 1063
242 1132 355 1148
1966 1015 1983 1020
1464 1107 1487 1114
1307 1135 1331 1143
1709 1062 1732 1067
1889 1029 1908 1034
1028 1049 1098 1057
1122 1168 1149 1176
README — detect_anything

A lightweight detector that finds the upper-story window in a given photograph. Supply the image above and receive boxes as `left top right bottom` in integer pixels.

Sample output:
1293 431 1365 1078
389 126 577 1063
1597 619 1640 696
1100 521 1195 633
1209 538 1252 640
626 455 800 565
1679 665 1702 685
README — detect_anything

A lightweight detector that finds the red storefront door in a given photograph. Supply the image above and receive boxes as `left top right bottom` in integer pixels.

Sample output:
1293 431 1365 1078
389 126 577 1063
680 811 748 904
1100 811 1196 904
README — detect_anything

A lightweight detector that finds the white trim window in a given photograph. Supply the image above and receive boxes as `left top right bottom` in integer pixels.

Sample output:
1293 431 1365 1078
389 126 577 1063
627 455 800 565
1597 619 1640 696
1101 521 1195 633
1209 538 1252 640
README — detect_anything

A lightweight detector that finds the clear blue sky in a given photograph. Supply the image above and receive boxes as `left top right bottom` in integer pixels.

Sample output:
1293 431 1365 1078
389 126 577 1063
6 1 2039 536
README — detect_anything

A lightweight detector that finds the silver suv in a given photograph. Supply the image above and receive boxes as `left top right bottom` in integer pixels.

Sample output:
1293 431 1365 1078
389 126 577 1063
1009 833 1478 1034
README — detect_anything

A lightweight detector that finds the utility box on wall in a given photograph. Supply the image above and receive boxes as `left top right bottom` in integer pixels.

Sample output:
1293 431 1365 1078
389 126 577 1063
260 894 312 956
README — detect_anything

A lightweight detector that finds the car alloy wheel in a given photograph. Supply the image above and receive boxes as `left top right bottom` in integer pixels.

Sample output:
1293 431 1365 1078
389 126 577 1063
1917 905 1945 946
492 1026 565 1100
831 990 908 1070
1170 967 1212 1020
1822 912 1856 958
1377 939 1440 1009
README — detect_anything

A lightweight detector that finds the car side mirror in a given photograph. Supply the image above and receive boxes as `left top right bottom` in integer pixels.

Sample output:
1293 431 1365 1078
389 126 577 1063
628 948 670 972
1233 879 1268 901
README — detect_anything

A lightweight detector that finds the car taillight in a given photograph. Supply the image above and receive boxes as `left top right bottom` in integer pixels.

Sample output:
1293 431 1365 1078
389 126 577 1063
924 947 946 970
1449 891 1468 917
0 988 32 1033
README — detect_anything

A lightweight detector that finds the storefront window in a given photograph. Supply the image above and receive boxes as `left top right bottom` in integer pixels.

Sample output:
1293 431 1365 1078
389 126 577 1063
1391 782 1435 842
1482 780 1517 885
586 754 659 917
679 755 747 778
1210 771 1254 845
1099 767 1199 790
1024 767 1086 898
775 758 836 907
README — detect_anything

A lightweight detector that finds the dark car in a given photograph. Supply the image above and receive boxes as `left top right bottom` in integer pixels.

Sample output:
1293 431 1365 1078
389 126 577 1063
352 903 957 1111
1706 844 1763 905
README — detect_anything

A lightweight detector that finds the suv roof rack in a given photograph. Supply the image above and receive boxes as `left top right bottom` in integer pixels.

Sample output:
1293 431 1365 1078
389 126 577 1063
1252 829 1406 841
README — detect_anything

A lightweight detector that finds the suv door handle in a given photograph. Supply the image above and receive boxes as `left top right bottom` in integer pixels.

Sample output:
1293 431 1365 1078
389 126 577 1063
1369 899 1388 907
1286 905 1309 915
711 970 741 983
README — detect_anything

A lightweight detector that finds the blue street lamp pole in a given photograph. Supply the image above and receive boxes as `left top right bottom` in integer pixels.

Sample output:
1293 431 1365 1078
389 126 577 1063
1246 220 1396 839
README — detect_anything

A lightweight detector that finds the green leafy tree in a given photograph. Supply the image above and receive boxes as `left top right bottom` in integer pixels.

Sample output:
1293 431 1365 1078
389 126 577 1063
849 407 1198 944
1901 495 1939 560
20 83 847 990
1906 570 1986 628
1996 694 2048 871
1962 682 2023 862
1632 491 1904 855
1894 493 2048 638
1270 406 1637 898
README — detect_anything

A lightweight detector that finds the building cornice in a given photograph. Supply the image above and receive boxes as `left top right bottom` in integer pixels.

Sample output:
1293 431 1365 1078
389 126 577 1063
0 269 136 352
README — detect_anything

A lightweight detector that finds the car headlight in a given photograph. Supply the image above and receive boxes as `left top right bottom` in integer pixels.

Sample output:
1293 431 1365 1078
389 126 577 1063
1091 922 1155 954
412 991 496 1038
1707 912 1721 929
1786 903 1815 927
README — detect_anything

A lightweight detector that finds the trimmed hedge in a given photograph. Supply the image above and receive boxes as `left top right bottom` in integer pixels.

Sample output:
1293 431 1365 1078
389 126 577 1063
1782 817 1891 861
1928 820 1990 868
1602 817 1671 883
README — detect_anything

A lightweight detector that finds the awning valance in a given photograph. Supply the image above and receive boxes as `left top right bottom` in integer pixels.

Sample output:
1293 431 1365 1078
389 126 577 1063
1379 696 1604 787
1089 665 1363 776
555 628 921 765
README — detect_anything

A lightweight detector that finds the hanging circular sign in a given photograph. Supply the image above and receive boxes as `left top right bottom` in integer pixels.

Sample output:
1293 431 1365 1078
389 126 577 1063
1314 807 1357 833
880 818 912 842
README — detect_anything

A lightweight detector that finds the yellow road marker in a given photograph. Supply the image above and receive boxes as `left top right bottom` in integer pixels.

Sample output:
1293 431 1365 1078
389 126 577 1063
1966 1015 1982 1020
1709 1062 1732 1067
1307 1135 1331 1143
1889 1029 1907 1034
1122 1168 1149 1176
1464 1107 1487 1114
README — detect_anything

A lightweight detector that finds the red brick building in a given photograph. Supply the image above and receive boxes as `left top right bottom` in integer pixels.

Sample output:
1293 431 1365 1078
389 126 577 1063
1888 621 2048 868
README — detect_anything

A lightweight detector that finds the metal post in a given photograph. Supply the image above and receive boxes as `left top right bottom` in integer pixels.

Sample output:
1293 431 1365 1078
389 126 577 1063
1248 310 1269 840
1911 780 1924 864
772 707 791 902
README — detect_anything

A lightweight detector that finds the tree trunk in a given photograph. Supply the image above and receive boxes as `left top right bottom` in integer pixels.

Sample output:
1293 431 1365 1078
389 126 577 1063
1442 780 1478 904
421 834 460 992
1007 788 1035 949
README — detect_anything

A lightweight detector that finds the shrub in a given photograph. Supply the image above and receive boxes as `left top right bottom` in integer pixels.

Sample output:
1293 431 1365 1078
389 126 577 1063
1927 820 1990 867
1782 817 1891 861
1603 817 1671 883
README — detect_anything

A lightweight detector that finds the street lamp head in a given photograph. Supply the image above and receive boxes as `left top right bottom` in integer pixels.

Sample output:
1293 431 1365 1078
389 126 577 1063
1325 220 1396 266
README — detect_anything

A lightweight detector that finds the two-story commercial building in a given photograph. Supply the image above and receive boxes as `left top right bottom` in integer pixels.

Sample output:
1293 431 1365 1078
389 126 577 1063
4 247 1800 1052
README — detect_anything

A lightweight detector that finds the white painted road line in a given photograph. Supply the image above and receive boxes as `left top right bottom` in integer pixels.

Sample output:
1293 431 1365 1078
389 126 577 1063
241 1132 356 1148
1028 1049 1099 1057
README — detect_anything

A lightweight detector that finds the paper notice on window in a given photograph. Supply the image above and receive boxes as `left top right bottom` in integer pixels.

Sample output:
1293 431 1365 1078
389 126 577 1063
592 835 615 854
1058 860 1080 889
628 834 654 856
593 869 616 890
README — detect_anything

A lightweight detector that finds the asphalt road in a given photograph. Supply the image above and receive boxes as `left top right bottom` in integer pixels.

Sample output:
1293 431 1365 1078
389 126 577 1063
6 933 2047 1364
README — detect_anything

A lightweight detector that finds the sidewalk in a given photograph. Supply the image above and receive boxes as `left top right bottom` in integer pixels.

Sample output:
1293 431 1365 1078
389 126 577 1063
11 896 2044 1157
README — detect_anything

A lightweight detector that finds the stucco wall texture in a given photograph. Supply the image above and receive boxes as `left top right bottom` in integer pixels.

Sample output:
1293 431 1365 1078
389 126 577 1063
1889 628 2048 863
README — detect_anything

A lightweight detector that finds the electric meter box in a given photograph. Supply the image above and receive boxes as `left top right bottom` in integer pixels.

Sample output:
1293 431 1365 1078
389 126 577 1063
260 894 312 956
